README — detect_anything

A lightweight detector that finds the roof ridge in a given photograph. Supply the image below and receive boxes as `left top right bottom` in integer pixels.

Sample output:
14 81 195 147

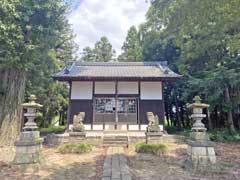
73 61 168 66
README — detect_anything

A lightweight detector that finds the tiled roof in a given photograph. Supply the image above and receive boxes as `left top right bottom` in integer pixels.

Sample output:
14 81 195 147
53 61 182 81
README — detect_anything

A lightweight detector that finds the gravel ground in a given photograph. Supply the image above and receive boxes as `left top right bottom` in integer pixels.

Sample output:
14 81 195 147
0 142 239 180
127 142 240 180
0 145 105 180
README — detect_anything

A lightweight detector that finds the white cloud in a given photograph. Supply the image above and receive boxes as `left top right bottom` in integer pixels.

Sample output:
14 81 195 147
68 0 149 56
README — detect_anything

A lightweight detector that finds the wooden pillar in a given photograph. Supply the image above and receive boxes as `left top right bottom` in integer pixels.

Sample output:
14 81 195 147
138 80 141 129
92 81 95 130
67 81 72 128
115 81 118 126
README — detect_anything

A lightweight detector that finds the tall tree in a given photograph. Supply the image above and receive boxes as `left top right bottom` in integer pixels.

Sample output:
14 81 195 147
143 0 240 132
94 36 115 62
81 46 96 62
0 0 75 144
118 26 142 61
81 36 115 62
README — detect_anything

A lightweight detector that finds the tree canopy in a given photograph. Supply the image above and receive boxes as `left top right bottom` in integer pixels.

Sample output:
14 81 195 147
0 0 76 144
81 36 115 62
140 0 240 132
118 26 142 61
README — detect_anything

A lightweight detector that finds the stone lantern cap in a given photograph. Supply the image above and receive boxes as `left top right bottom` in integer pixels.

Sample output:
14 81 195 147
22 95 43 108
187 96 209 109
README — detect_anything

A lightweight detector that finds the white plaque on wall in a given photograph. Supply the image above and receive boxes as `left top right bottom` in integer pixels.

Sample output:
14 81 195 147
140 81 162 100
118 81 138 94
71 81 93 100
95 81 115 94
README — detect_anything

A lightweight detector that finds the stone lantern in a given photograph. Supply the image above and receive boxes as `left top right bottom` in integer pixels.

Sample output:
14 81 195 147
13 95 43 164
22 95 43 131
186 96 216 169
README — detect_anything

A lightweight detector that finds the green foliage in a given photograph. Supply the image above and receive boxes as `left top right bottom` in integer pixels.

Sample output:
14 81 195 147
1 0 76 129
81 36 115 62
209 129 240 142
40 125 66 134
135 143 168 155
0 0 76 69
81 46 96 62
118 26 142 61
141 0 240 131
58 144 92 154
165 126 191 137
35 112 44 127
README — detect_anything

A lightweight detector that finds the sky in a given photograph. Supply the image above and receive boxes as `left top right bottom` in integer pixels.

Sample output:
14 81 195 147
68 0 149 56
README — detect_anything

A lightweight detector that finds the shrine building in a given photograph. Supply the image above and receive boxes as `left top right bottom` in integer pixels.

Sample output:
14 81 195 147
53 61 181 131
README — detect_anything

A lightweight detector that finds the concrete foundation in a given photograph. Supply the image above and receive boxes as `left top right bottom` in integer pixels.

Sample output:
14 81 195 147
45 131 184 146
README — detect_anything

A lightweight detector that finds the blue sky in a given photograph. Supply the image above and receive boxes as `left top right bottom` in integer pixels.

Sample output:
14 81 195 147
68 0 149 56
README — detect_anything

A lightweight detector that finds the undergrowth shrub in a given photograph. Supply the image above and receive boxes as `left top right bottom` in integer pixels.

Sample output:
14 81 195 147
165 126 191 137
135 143 168 155
209 130 240 142
40 125 66 134
58 143 92 154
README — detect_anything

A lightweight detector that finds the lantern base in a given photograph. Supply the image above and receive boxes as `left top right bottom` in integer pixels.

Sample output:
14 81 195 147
185 139 216 169
13 131 43 164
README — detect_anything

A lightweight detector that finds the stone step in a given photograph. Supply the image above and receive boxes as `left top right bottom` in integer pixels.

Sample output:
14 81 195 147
103 143 128 147
104 135 127 137
103 135 128 147
103 141 128 144
103 130 128 134
103 137 128 140
103 140 127 143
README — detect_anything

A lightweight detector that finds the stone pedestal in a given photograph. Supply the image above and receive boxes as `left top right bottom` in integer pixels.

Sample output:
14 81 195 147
146 132 163 144
186 139 216 168
69 131 86 137
14 131 43 164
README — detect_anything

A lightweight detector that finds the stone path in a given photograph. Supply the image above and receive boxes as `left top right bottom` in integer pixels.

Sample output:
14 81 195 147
101 147 132 180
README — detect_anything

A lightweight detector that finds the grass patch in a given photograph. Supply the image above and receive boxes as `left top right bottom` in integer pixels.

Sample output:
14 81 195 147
40 125 66 134
58 143 92 154
221 162 234 168
135 143 168 155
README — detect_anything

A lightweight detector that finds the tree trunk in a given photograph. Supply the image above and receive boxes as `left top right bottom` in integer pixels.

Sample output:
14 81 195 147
224 85 236 133
165 100 170 126
207 109 213 130
0 68 26 145
174 95 181 130
180 104 185 128
214 106 218 128
169 104 174 127
238 105 240 129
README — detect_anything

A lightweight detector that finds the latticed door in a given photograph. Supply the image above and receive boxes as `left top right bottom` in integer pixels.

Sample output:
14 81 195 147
117 98 137 123
94 97 138 124
94 98 115 123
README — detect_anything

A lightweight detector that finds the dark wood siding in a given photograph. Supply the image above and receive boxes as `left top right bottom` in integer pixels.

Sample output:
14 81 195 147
69 100 93 124
139 100 164 124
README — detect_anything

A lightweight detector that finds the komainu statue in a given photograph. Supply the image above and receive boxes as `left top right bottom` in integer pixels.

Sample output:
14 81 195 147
146 112 160 132
72 112 85 132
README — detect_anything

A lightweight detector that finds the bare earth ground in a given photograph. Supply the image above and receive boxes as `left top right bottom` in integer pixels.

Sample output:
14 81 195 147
127 142 240 180
0 142 240 180
0 145 105 180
